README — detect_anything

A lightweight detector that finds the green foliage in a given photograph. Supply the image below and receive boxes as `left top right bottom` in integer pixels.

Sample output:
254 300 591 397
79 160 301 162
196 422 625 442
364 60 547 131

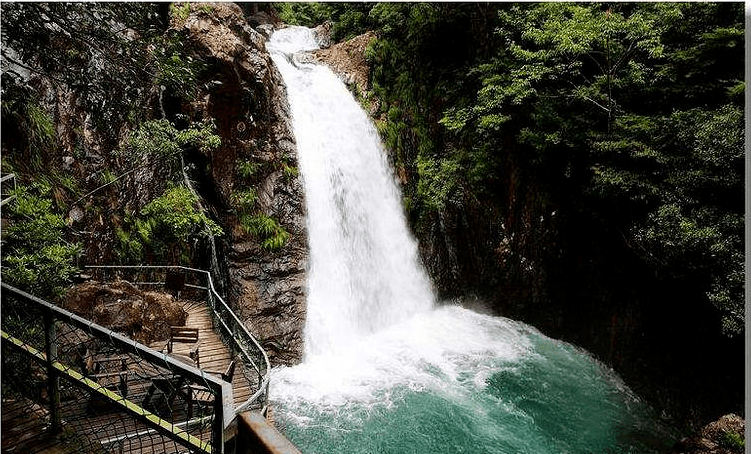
175 120 221 153
329 3 375 41
237 160 261 180
140 184 223 241
720 429 745 450
273 2 376 40
274 2 332 27
353 2 744 337
231 188 258 212
118 184 223 264
124 119 181 158
152 31 207 99
115 224 143 263
120 119 220 178
1 2 165 132
233 154 292 250
169 2 190 22
240 212 290 251
0 90 57 174
26 102 55 148
416 155 460 211
100 169 118 186
282 163 299 180
1 184 81 300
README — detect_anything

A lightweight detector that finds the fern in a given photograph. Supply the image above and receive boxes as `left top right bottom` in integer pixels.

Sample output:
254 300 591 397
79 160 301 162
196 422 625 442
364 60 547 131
231 188 257 211
262 229 291 251
237 160 261 180
240 212 290 250
169 2 190 22
282 163 299 180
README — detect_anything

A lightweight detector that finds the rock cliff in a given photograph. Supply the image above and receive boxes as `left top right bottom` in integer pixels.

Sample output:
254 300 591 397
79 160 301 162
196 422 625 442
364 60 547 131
161 3 308 366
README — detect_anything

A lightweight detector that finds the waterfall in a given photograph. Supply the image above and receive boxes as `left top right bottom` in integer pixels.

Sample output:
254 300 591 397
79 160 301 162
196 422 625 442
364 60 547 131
268 27 434 357
266 26 677 454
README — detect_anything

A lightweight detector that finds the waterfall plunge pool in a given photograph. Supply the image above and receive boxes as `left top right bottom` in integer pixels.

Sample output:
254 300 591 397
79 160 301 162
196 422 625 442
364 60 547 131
271 305 678 454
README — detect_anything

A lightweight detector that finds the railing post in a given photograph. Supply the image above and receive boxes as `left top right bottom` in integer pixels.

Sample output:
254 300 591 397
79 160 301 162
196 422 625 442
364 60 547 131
43 310 61 434
212 387 224 454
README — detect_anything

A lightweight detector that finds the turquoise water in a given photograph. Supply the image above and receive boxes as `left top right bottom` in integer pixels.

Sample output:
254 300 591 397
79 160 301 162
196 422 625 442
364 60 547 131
271 306 677 454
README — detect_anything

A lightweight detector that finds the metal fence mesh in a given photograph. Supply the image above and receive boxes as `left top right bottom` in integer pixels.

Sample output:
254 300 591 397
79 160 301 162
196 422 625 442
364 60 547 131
1 284 223 454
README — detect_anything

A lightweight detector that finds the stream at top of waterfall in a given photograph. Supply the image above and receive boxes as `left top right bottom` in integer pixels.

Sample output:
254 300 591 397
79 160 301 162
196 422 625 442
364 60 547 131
266 26 678 454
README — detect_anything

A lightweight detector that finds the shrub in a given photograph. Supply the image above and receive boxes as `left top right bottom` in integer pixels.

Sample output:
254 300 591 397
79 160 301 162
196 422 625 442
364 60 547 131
116 184 223 264
1 184 81 301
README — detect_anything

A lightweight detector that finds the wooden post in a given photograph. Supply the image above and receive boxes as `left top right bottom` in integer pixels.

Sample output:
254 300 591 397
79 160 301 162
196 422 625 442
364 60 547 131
43 311 61 433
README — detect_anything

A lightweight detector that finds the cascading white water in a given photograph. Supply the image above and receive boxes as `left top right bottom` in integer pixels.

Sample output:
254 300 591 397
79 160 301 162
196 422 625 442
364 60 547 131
265 27 677 454
268 27 434 357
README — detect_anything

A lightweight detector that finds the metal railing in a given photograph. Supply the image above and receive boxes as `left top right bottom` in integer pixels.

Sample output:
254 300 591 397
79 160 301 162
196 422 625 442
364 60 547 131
1 282 232 453
1 173 17 206
84 265 271 415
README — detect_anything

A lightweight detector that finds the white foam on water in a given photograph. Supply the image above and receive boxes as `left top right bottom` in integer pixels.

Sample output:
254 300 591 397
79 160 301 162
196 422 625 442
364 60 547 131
271 306 535 418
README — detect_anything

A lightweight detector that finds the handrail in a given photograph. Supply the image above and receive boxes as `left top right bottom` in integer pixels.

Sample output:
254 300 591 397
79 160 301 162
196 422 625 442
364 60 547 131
84 265 272 415
0 172 17 207
1 282 231 453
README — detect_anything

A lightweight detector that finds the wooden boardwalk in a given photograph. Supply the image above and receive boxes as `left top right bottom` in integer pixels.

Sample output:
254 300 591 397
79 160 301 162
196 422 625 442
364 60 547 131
2 299 259 453
148 300 256 408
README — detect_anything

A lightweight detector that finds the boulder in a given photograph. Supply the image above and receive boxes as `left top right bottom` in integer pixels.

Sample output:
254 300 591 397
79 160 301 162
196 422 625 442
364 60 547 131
64 281 187 344
313 31 377 99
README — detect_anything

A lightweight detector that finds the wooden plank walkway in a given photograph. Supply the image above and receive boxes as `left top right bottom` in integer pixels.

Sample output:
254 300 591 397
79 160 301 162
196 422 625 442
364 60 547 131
2 298 259 454
149 300 255 407
1 398 81 454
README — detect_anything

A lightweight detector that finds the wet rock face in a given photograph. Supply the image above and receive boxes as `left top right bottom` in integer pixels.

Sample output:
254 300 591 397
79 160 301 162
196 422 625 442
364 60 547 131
228 239 307 366
173 3 308 366
8 3 308 365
